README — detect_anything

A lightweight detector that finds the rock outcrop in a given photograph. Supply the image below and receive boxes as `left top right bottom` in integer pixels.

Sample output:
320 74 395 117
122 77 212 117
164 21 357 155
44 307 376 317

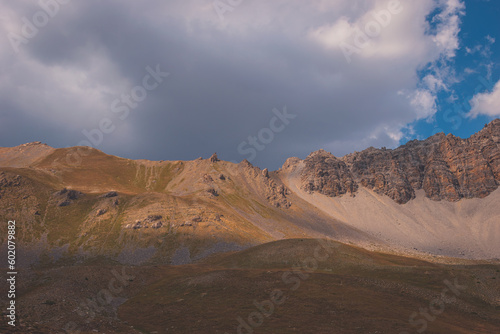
53 188 84 207
301 150 358 197
295 119 500 204
209 153 219 163
100 191 118 198
239 159 291 208
125 215 164 229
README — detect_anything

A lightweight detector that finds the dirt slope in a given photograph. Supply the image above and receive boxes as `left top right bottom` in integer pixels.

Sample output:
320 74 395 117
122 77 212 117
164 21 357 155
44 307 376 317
280 160 500 259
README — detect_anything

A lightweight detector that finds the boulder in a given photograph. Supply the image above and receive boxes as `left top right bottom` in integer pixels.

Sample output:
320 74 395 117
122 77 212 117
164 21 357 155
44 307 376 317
209 153 219 162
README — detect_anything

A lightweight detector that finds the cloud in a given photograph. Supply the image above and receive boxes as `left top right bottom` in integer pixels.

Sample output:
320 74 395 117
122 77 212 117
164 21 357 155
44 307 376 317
465 34 496 58
422 74 447 93
0 0 470 169
431 0 465 59
408 89 438 120
469 80 500 118
486 35 495 44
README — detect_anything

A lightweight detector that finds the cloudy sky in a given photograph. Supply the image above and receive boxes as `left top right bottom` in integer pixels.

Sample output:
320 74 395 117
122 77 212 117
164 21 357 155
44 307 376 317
1 0 499 169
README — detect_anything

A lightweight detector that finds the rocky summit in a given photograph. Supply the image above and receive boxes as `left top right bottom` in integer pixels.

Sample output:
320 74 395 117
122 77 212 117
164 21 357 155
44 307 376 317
294 119 500 204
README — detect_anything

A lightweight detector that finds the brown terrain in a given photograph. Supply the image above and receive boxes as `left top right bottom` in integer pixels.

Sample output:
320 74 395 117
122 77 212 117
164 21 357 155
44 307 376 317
0 119 499 333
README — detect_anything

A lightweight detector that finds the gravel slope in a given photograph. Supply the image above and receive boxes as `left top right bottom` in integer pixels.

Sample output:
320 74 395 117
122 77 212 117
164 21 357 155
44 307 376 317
281 160 500 259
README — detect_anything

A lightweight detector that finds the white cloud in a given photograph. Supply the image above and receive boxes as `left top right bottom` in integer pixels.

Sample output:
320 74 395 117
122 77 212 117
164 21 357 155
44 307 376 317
431 0 465 58
465 35 496 58
307 0 463 120
309 0 433 62
464 68 477 74
423 74 447 93
469 80 500 118
408 89 438 120
486 35 495 44
309 17 354 50
415 0 465 113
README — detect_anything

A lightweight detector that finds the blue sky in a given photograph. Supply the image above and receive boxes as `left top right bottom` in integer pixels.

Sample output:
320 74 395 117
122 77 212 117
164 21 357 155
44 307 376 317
402 0 500 142
0 0 499 169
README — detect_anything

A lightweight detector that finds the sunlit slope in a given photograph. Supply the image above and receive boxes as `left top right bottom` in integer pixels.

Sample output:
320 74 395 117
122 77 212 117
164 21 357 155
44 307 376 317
0 146 373 267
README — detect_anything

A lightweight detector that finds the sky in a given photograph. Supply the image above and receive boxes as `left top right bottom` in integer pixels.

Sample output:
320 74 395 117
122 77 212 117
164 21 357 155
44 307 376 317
0 0 499 170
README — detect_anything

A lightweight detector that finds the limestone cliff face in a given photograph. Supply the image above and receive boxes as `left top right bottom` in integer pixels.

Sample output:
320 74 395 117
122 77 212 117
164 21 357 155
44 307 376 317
297 119 500 204
301 150 358 197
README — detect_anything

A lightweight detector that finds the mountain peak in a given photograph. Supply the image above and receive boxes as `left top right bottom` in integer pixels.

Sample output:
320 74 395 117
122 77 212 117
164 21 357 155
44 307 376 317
209 152 220 162
296 118 500 203
307 149 336 159
19 141 51 148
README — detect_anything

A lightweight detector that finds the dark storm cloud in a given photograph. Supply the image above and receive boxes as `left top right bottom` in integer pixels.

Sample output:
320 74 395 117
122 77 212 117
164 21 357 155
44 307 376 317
0 0 465 169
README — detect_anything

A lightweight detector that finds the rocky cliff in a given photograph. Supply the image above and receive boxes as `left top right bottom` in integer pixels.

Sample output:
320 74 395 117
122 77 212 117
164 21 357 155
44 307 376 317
295 119 500 204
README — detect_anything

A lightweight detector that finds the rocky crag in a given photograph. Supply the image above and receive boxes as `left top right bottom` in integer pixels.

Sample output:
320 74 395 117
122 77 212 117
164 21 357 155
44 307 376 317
295 119 500 204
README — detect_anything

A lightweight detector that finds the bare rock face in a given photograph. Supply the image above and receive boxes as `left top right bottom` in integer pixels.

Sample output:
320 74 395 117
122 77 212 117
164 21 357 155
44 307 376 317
262 168 269 178
296 119 500 204
265 182 291 208
209 153 219 163
301 149 358 197
53 188 83 206
343 147 415 204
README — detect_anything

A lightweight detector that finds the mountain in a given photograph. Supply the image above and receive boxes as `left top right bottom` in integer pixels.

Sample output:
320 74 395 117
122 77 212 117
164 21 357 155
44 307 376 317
0 120 499 268
1 120 500 334
291 118 500 204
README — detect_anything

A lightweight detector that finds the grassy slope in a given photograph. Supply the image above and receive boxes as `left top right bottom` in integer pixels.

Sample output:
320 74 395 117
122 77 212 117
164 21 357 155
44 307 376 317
1 240 498 332
117 239 500 334
0 148 287 266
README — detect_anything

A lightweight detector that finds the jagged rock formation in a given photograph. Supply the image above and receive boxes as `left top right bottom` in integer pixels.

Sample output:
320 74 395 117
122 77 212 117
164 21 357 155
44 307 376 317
262 168 269 178
266 183 290 208
209 152 219 162
301 150 358 197
295 119 500 203
239 160 291 208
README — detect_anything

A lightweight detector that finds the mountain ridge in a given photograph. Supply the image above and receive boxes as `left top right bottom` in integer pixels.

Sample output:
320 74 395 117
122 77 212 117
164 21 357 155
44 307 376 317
0 119 499 264
284 119 500 203
3 119 498 205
